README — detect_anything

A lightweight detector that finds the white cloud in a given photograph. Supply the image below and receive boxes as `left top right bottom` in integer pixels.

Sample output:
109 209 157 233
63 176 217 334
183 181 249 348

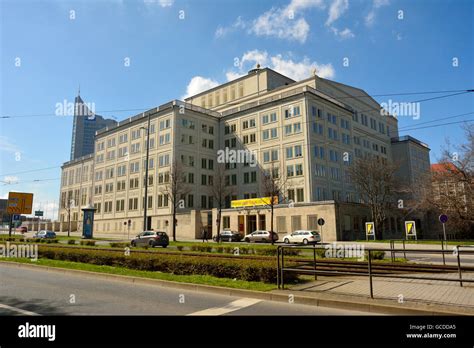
225 71 244 81
326 0 349 26
365 0 389 26
331 26 355 39
271 54 335 80
216 0 325 43
228 50 335 81
143 0 174 8
182 76 219 99
185 50 335 99
3 176 18 184
215 16 246 38
0 136 20 154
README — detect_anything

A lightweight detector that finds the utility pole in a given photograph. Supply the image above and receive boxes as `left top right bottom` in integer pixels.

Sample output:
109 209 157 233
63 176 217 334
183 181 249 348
142 112 151 231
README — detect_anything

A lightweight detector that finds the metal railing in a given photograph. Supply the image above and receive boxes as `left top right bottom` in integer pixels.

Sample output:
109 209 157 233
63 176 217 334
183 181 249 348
276 244 474 298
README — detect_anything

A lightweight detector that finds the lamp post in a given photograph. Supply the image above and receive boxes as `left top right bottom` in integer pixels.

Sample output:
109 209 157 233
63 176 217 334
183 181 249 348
141 112 151 231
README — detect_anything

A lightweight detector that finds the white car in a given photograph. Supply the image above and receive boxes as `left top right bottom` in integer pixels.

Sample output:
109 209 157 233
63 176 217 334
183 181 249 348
282 230 321 244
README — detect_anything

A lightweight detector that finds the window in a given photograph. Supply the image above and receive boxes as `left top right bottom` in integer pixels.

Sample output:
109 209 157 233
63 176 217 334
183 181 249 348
315 164 326 177
131 129 141 140
130 161 140 173
313 122 324 135
117 165 127 177
296 188 304 202
159 119 170 130
119 133 128 144
115 199 125 212
295 164 303 176
314 145 325 159
131 142 140 153
129 177 139 189
295 145 302 157
159 154 170 167
104 201 113 213
287 165 295 177
285 105 301 118
128 198 138 210
286 147 293 159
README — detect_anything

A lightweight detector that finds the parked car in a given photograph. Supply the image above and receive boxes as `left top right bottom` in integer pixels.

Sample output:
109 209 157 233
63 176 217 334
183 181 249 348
282 230 321 244
243 230 278 243
131 231 169 248
17 226 28 233
214 230 242 242
34 230 56 239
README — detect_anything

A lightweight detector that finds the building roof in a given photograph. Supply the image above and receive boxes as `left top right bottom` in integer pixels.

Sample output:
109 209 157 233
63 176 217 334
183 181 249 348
431 162 459 173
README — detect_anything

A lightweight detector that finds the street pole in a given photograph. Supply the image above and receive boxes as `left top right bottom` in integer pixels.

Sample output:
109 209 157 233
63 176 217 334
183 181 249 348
67 202 71 238
143 112 151 231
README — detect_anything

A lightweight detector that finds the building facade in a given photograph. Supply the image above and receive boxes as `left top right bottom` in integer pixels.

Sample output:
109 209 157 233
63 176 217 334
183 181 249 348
59 67 429 241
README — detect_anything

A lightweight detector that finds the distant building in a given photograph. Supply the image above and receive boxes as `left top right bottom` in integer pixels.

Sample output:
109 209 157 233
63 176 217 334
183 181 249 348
391 135 431 195
70 93 117 160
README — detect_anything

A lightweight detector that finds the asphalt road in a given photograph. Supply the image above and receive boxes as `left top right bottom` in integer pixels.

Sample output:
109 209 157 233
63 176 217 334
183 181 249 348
0 264 373 316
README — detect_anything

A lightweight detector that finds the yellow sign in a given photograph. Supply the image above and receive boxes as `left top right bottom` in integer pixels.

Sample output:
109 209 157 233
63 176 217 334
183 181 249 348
405 221 416 236
231 197 277 208
365 222 375 235
7 192 33 215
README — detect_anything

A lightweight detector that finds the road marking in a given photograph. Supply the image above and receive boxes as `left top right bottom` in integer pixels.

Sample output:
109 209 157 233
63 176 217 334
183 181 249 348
187 298 262 316
0 303 40 316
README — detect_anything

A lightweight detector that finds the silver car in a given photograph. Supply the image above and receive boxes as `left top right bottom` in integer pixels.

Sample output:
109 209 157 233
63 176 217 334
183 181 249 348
243 230 278 243
131 231 169 248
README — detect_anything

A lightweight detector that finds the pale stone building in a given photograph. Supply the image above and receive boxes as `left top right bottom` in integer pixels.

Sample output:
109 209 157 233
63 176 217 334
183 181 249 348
58 67 428 241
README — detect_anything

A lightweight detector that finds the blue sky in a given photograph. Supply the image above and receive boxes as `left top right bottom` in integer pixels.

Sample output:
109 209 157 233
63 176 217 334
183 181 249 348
1 0 473 218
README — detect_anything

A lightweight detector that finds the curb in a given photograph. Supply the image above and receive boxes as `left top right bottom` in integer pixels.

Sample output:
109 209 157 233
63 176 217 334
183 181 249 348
0 261 471 316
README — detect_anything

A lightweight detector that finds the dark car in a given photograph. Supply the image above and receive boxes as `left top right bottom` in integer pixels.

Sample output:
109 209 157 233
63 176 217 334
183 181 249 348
215 230 242 242
35 230 56 239
131 231 169 248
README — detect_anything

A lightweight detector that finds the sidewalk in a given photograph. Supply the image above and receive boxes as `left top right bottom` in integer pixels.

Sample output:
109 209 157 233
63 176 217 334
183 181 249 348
285 271 474 314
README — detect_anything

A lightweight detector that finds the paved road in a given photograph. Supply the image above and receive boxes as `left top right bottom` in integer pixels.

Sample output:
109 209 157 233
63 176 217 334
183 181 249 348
0 264 374 316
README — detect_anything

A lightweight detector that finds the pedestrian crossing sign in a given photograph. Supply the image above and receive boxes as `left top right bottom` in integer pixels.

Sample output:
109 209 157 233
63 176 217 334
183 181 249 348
405 221 417 237
365 222 375 236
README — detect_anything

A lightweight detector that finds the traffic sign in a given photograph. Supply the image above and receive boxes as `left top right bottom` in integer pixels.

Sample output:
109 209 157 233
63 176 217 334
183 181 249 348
405 221 417 239
317 218 325 226
35 211 43 217
7 192 33 214
365 222 375 236
439 214 448 224
12 214 21 221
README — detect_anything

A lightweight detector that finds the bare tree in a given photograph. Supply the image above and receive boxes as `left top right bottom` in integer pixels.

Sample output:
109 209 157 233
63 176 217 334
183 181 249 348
160 161 190 242
259 162 289 245
209 164 235 243
348 156 399 239
425 124 474 236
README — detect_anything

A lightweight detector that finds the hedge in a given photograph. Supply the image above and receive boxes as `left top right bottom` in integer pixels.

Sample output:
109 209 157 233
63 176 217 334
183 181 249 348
185 244 299 256
37 246 296 284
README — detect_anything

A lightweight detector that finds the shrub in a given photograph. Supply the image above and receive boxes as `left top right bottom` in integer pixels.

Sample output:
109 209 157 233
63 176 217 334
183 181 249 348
110 242 130 248
80 240 96 246
176 246 184 252
215 246 224 253
67 239 76 245
36 245 297 284
365 250 385 260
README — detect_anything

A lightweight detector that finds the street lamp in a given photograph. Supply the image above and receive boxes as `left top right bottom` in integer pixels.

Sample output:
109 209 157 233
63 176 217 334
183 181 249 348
140 112 151 231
